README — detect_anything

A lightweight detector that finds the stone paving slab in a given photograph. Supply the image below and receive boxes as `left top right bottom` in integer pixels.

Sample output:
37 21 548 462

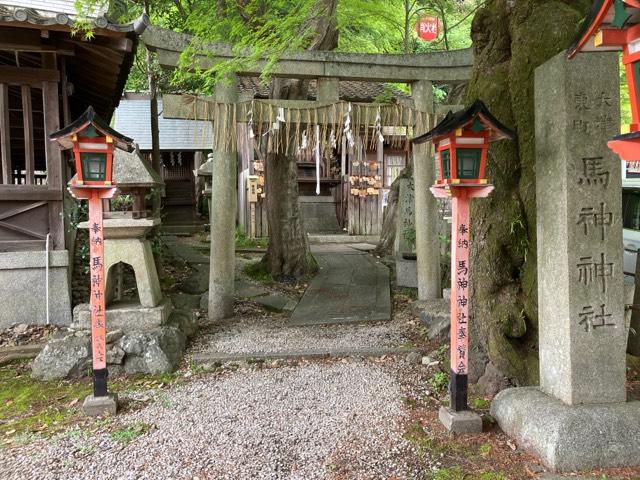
288 245 391 326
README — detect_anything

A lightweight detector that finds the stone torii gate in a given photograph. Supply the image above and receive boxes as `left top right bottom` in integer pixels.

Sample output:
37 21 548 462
141 26 473 319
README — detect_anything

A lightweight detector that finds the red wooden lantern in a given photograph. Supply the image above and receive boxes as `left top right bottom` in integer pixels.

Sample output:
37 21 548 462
569 0 640 161
50 106 133 187
420 101 515 187
413 101 515 419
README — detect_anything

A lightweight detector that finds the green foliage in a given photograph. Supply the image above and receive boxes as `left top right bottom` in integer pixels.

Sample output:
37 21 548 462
478 443 491 457
111 194 133 212
398 287 418 300
432 466 464 480
244 261 274 284
431 468 507 480
75 0 479 93
63 201 88 232
0 362 181 445
0 362 92 443
472 397 490 409
403 226 417 249
235 228 268 249
621 54 632 128
429 371 449 391
109 422 152 443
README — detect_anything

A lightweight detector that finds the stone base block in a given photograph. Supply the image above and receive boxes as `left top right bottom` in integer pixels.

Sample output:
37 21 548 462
72 299 173 333
395 257 418 288
439 406 482 434
0 250 72 329
82 394 118 417
491 387 640 472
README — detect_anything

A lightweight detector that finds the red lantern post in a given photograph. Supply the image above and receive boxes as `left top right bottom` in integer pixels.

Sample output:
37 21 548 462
413 101 515 430
50 107 133 413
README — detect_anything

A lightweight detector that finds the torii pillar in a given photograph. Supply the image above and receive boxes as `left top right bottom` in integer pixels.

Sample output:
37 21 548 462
412 80 440 300
209 75 238 320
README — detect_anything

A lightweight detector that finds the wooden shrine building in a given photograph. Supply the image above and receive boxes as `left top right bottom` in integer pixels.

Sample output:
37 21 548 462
0 1 148 328
141 25 473 240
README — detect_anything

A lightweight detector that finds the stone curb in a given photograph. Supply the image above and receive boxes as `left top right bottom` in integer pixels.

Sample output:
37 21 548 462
191 347 422 363
0 344 43 365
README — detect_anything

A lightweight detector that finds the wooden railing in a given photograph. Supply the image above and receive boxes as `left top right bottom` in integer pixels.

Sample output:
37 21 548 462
12 170 47 185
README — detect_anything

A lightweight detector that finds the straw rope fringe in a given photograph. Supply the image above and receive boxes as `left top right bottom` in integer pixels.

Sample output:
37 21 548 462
185 94 438 154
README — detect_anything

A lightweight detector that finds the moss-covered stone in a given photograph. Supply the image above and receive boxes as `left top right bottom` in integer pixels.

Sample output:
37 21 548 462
466 0 592 389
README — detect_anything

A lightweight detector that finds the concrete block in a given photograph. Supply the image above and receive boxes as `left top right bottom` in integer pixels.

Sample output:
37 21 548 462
73 299 173 333
0 250 72 329
438 406 482 434
492 387 640 472
82 394 118 417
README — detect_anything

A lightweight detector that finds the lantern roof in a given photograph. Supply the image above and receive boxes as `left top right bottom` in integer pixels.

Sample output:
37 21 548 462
50 106 134 151
569 0 640 57
412 100 516 145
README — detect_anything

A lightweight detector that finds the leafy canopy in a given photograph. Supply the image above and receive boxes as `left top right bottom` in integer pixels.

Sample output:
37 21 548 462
75 0 480 93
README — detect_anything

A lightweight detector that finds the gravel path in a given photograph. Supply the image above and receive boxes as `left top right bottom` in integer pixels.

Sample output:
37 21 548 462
191 316 410 356
0 362 425 480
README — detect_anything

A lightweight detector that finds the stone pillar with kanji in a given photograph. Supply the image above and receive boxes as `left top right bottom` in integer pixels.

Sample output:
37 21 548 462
491 50 640 473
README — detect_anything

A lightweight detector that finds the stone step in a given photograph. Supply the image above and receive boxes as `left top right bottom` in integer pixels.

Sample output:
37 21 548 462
191 346 422 364
308 234 379 244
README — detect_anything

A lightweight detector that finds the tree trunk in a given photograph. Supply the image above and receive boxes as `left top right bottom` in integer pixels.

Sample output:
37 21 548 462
466 0 593 391
144 0 162 215
262 0 338 279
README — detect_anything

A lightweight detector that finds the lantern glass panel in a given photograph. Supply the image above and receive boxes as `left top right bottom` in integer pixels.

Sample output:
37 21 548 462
441 149 451 179
456 148 481 179
81 152 107 181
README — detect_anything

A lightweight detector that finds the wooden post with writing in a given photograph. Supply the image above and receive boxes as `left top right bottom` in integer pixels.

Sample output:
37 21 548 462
88 190 107 396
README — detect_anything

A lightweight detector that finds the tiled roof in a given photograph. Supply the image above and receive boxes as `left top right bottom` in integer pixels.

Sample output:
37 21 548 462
0 2 149 34
238 77 412 105
113 97 213 151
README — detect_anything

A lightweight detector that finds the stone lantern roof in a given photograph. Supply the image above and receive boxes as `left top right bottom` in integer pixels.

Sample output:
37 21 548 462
112 145 164 189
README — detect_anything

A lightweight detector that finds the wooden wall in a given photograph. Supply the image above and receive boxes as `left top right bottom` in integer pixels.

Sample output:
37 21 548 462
0 54 64 252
